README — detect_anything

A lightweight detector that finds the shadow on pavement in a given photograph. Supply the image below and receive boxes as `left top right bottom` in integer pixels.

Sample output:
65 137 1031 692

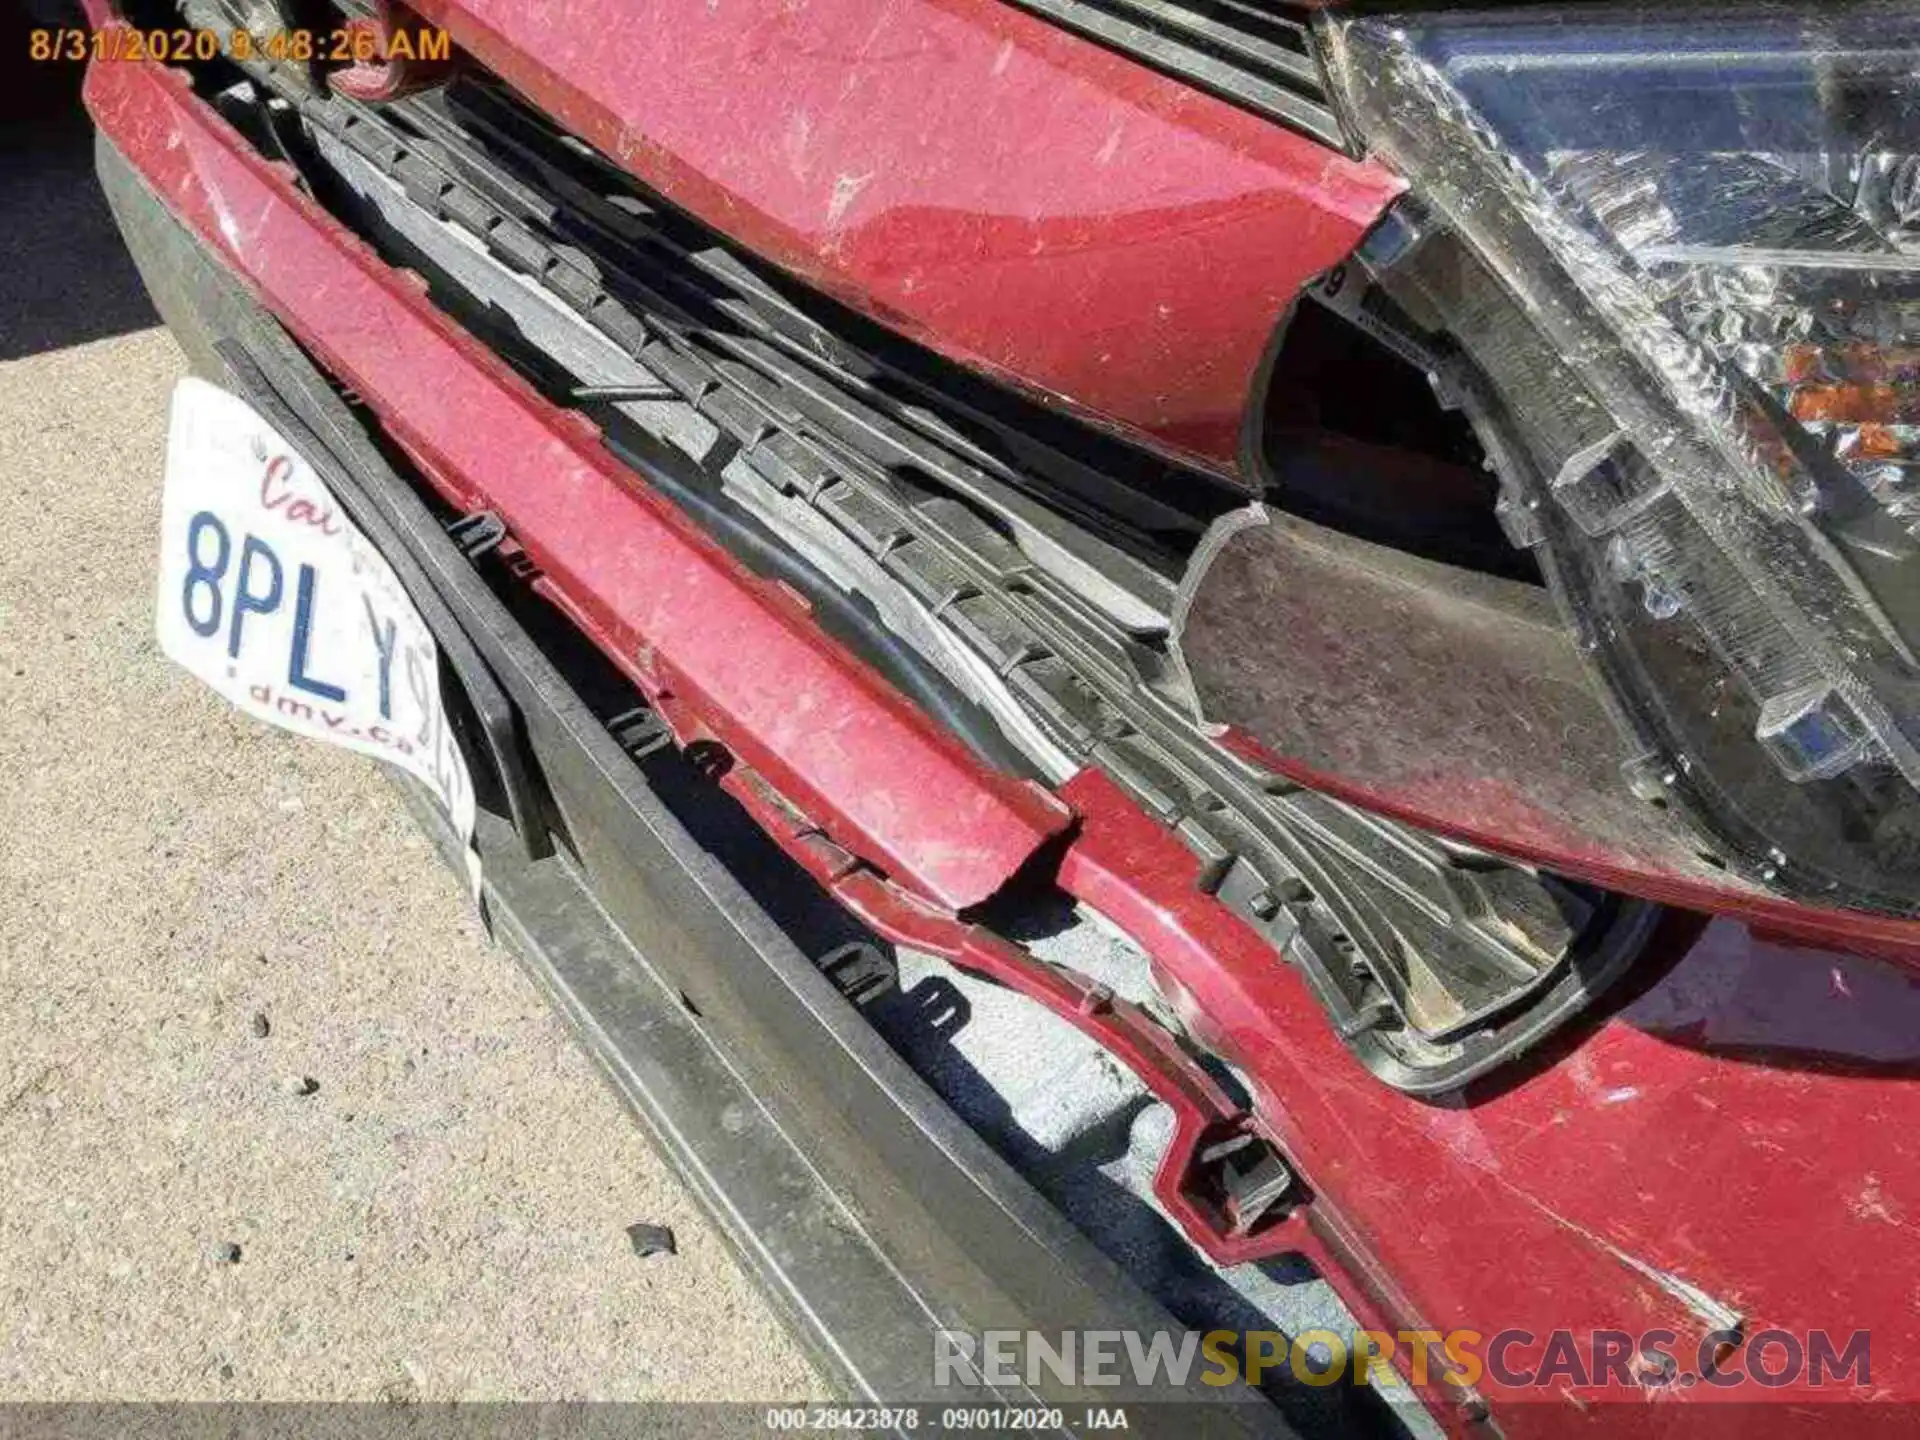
0 74 160 362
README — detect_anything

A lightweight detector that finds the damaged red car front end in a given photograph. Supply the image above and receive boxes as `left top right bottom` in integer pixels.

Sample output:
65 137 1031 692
81 0 1920 1431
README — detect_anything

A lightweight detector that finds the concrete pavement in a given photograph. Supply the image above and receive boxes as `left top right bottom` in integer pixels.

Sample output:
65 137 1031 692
0 116 818 1404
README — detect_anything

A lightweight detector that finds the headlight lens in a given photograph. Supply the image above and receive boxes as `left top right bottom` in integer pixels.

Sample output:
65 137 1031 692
1318 4 1920 911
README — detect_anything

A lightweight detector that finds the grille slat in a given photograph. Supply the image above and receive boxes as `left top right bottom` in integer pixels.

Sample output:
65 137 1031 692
1002 0 1345 149
1107 0 1320 87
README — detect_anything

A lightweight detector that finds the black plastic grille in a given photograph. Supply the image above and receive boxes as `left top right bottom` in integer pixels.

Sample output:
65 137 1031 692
1002 0 1346 149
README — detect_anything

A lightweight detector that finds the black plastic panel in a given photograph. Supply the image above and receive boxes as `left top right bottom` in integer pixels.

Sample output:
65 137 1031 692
998 0 1348 149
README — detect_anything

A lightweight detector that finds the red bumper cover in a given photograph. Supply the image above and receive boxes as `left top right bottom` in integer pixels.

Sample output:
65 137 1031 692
87 22 1920 1434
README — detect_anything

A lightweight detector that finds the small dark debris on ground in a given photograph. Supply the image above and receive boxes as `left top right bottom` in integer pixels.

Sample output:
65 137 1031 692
626 1222 677 1259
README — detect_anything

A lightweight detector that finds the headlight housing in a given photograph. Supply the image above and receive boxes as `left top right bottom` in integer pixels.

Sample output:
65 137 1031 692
1317 3 1920 913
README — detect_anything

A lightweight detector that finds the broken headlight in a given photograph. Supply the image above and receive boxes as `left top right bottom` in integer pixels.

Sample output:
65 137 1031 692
1318 4 1920 913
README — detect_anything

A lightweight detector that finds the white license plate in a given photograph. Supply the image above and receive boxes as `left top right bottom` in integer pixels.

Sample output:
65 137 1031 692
156 376 480 895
